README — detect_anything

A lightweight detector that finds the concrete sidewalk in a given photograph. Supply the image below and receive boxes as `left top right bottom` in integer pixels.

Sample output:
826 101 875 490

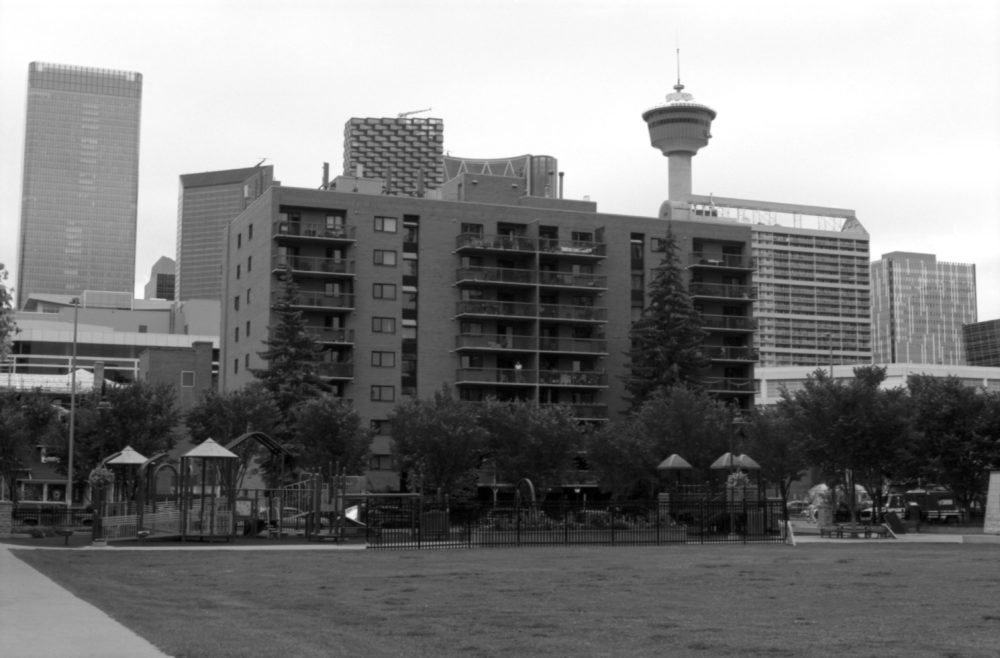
0 545 171 658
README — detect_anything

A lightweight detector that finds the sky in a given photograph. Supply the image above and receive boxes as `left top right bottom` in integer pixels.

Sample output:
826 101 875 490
1 0 998 319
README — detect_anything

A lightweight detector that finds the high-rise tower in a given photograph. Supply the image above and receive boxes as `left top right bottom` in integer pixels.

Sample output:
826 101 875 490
642 77 716 204
16 62 143 307
342 116 444 197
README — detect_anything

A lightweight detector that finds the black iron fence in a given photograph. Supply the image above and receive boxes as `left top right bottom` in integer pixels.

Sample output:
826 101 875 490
11 505 94 532
367 497 787 550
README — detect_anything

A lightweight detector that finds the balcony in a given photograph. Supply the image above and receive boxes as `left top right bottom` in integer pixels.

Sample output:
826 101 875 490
315 362 354 379
538 238 606 259
538 337 608 354
455 267 535 287
273 255 355 276
544 403 608 420
455 334 536 351
538 271 607 290
307 327 355 345
700 377 755 394
455 233 536 253
539 303 607 323
537 370 607 387
273 222 356 242
703 346 758 362
456 368 536 385
700 314 756 332
688 282 756 301
280 292 355 312
688 252 755 270
455 300 536 319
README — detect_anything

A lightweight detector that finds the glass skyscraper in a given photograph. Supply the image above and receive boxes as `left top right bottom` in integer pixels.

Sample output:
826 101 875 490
16 62 142 307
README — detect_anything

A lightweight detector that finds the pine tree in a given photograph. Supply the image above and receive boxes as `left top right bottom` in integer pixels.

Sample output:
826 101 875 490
251 271 328 422
625 222 708 409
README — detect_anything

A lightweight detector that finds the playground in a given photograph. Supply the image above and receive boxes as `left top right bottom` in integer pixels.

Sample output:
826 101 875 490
11 542 1000 657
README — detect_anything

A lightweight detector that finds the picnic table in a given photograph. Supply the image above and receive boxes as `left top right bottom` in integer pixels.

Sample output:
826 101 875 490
819 524 891 539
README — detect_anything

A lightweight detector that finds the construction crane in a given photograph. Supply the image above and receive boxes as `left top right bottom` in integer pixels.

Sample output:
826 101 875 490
397 108 431 118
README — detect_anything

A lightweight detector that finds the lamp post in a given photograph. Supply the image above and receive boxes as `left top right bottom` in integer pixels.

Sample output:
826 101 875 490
66 297 79 510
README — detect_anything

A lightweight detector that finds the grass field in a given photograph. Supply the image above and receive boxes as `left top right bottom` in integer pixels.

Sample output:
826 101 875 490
11 542 1000 658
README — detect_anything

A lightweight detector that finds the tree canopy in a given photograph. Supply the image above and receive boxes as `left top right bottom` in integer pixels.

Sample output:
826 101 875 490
624 223 707 409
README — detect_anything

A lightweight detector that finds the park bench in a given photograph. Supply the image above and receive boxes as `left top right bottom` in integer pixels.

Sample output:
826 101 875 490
820 524 891 539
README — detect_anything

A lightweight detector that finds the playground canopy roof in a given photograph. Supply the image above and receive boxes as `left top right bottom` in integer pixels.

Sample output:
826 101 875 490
106 445 148 466
183 438 238 459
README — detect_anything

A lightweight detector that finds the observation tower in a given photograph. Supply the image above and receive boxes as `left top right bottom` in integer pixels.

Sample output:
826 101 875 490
642 74 716 203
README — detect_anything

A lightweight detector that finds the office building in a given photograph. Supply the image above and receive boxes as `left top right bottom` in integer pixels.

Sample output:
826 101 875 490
144 256 176 300
16 62 142 308
871 252 977 364
176 165 274 301
342 116 443 196
963 319 1000 367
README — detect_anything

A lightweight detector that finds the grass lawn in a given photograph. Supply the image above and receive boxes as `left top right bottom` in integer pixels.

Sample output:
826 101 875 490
11 543 1000 658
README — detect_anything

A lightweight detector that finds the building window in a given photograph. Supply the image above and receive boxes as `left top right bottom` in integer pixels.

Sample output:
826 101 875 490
181 371 195 387
372 351 396 367
246 288 251 304
374 249 397 266
246 321 251 335
374 216 398 233
234 295 240 311
236 264 241 280
237 233 242 248
370 419 390 435
138 325 148 333
233 359 239 374
245 354 250 368
461 222 483 236
248 223 253 240
235 327 239 342
373 283 397 300
651 238 667 252
247 256 252 272
372 317 396 333
371 385 395 402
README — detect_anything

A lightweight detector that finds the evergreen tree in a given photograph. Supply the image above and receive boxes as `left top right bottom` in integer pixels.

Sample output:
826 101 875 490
624 222 708 409
251 271 328 422
0 263 17 362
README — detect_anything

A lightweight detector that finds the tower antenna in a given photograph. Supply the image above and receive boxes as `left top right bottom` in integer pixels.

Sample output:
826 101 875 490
675 46 683 91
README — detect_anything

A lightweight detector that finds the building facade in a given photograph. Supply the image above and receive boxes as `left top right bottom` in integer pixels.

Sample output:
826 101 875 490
176 165 274 301
16 62 143 308
963 319 1000 367
144 256 176 300
219 183 756 485
342 117 444 197
871 252 977 364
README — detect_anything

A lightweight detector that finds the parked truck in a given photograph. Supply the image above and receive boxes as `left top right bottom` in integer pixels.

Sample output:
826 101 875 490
882 488 963 524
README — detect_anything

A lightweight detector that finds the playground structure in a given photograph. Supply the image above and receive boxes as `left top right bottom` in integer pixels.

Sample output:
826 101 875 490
94 432 377 543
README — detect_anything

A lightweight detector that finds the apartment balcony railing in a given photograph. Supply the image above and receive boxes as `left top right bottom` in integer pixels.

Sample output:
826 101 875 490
455 233 537 253
703 346 759 362
455 267 536 286
315 363 354 379
307 327 355 344
699 314 756 332
273 255 355 275
273 221 356 241
688 282 756 300
456 368 537 385
280 292 355 311
538 337 608 354
455 334 536 351
455 300 536 318
700 377 755 393
539 303 607 322
539 238 607 258
688 252 755 270
537 370 608 387
538 271 607 290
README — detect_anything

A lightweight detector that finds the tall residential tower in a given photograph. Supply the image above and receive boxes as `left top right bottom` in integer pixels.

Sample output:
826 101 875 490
342 116 444 197
16 62 143 307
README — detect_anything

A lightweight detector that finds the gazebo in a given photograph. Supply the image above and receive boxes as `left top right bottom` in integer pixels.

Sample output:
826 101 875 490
179 438 238 542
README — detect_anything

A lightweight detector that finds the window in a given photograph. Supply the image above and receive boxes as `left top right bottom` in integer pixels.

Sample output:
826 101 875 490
374 216 398 233
138 324 148 333
374 250 397 266
247 256 252 272
572 231 593 243
234 295 240 311
372 351 396 367
245 354 250 368
372 317 396 333
237 233 242 248
246 288 251 304
248 223 253 240
246 321 250 335
373 283 397 300
651 238 667 252
181 371 195 387
233 359 239 374
461 223 483 235
370 419 390 434
235 326 239 342
371 385 395 402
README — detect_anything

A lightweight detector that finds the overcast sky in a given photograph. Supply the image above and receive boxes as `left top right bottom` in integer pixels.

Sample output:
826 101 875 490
1 0 998 319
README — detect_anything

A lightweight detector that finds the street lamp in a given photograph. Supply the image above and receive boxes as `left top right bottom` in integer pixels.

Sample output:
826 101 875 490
66 297 80 510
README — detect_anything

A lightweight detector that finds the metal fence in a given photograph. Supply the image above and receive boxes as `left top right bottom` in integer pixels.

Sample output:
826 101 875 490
11 506 94 532
367 497 788 550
